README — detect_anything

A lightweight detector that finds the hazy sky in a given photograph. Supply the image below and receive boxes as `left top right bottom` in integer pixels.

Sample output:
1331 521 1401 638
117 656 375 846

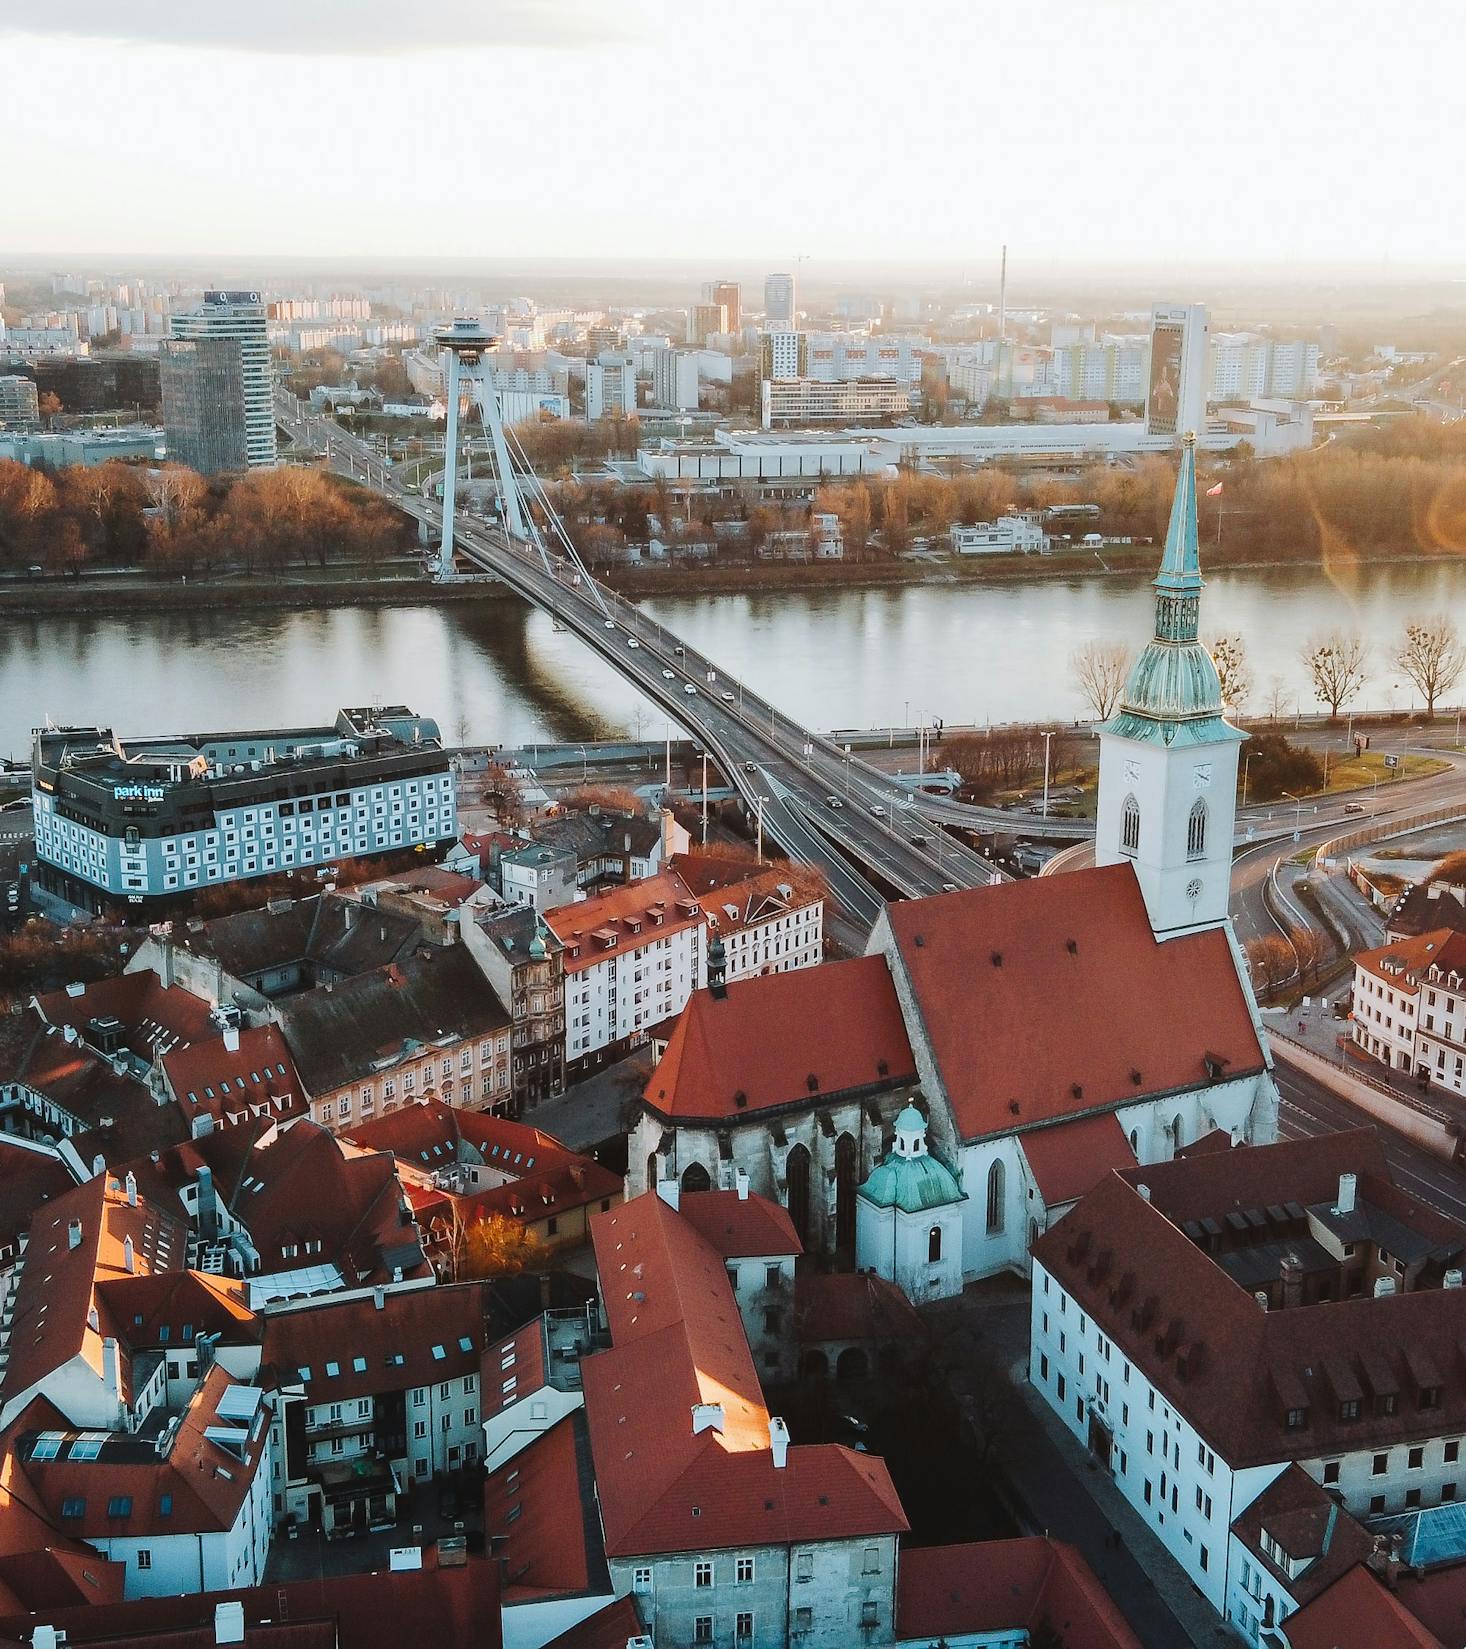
6 0 1466 268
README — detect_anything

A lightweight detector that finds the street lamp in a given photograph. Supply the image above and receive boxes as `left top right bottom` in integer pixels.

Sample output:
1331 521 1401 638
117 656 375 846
1242 750 1254 810
1281 790 1303 834
1041 730 1055 819
755 795 769 863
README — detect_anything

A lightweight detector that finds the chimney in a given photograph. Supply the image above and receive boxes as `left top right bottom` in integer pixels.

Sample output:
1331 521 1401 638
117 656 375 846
1335 1173 1357 1216
373 1285 385 1311
33 1629 60 1649
214 1600 246 1645
1280 1253 1303 1309
691 1403 725 1436
1445 1269 1463 1289
1374 1276 1397 1298
735 1171 749 1201
656 1178 680 1213
1253 1290 1269 1313
769 1415 790 1468
222 1025 240 1055
196 1165 219 1240
124 1171 137 1208
123 1234 136 1274
102 1336 121 1405
67 1218 83 1251
157 933 175 989
1136 1184 1151 1203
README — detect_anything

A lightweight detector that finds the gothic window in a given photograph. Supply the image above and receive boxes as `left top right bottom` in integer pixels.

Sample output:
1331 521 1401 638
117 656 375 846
928 1226 942 1263
1121 793 1140 857
1187 798 1207 861
986 1160 1005 1235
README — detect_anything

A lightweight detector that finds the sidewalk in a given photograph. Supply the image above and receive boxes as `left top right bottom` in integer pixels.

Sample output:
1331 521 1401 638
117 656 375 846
928 1291 1227 1649
999 1351 1231 1647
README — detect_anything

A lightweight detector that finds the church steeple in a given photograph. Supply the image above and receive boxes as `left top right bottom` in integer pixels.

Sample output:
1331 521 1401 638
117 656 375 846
1093 434 1245 939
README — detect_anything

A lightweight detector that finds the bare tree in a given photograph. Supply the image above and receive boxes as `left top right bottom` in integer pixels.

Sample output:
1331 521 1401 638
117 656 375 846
1395 615 1466 718
1206 633 1252 711
1299 630 1370 719
1262 677 1294 723
1070 641 1132 721
481 762 526 828
1246 935 1295 998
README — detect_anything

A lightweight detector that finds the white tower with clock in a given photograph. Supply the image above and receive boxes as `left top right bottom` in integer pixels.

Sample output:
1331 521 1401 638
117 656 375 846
1094 434 1245 939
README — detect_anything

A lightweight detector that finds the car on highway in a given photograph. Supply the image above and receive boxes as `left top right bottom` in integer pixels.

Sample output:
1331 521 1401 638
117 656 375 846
941 882 958 892
603 619 615 629
743 761 757 773
909 833 930 847
684 683 698 696
662 669 675 680
720 691 735 703
1343 802 1366 814
674 645 685 656
825 795 843 809
627 638 640 649
870 805 886 817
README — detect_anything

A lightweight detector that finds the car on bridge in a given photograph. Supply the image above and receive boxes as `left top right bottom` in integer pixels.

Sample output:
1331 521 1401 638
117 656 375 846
720 691 735 703
662 669 675 680
826 796 843 809
627 638 640 649
684 683 698 696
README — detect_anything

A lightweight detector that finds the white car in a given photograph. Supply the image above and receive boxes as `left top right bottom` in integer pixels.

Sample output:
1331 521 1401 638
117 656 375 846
684 683 698 696
627 638 640 649
661 669 675 680
720 691 735 703
603 619 615 629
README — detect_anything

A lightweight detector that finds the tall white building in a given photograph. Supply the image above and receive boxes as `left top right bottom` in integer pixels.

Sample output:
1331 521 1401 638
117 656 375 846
1146 303 1209 439
585 354 637 420
1094 434 1245 938
650 346 700 411
764 271 797 326
1053 337 1149 404
167 290 277 468
804 333 921 387
1208 334 1321 402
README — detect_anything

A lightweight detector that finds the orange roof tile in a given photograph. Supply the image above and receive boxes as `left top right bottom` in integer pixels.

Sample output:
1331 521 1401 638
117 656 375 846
546 872 703 973
675 1190 802 1259
1021 1112 1137 1208
644 955 914 1122
163 1024 304 1130
1284 1563 1442 1649
484 1412 601 1600
882 865 1265 1142
1355 928 1466 990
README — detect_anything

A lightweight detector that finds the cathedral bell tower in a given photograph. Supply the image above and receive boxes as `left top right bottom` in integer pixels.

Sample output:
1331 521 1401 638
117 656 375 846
1095 434 1244 938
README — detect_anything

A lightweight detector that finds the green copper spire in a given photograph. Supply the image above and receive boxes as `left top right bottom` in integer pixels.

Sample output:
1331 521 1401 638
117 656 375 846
1100 433 1244 747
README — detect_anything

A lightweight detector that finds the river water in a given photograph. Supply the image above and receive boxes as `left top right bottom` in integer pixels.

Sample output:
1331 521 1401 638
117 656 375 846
1 559 1462 758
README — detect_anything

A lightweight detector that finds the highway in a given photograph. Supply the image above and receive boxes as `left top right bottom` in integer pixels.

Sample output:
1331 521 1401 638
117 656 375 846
275 391 1005 933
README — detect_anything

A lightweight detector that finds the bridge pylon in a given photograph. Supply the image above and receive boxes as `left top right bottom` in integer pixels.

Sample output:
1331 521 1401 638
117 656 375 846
432 318 528 579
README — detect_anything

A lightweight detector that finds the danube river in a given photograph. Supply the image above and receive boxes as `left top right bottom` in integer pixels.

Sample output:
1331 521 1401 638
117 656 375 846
1 559 1463 758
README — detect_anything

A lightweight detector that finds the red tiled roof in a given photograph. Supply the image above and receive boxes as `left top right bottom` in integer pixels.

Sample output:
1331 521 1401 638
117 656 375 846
260 1281 489 1403
0 1542 124 1615
0 1176 188 1424
484 1413 597 1600
482 1319 548 1423
1021 1112 1137 1208
546 871 703 974
0 1553 501 1649
163 1024 304 1130
0 1141 77 1256
18 1365 268 1538
1355 928 1466 990
674 1189 802 1258
881 864 1265 1142
584 1193 906 1558
33 974 215 1062
540 1596 644 1649
897 1538 1142 1649
1284 1563 1442 1649
1033 1131 1466 1469
793 1272 923 1344
1229 1465 1372 1609
644 955 914 1121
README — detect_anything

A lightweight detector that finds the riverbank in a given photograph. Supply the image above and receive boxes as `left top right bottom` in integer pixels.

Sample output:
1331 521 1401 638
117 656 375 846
2 545 1463 617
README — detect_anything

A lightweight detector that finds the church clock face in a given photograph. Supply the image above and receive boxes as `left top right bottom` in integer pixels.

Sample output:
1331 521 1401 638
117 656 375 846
1186 877 1203 901
1123 759 1141 784
1192 763 1213 790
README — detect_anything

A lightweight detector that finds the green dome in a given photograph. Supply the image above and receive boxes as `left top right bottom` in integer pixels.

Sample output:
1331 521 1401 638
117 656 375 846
893 1102 926 1133
859 1148 965 1214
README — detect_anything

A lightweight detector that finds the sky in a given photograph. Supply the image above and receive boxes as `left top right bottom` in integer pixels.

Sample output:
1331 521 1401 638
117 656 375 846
5 0 1466 270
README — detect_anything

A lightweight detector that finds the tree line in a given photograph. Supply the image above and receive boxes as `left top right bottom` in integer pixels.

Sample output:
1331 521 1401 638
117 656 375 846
0 459 410 577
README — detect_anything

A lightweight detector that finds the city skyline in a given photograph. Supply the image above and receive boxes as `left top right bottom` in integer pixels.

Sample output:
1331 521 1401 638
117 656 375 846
7 0 1466 267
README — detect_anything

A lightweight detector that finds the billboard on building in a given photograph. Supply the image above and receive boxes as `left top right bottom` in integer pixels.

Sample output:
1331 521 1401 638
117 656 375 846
1147 323 1184 435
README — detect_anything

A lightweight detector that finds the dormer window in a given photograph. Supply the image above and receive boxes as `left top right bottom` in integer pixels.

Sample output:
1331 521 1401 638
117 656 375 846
1338 1399 1360 1422
1285 1406 1308 1431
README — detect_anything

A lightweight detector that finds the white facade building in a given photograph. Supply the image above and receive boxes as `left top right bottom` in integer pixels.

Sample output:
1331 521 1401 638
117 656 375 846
1352 928 1466 1094
764 272 797 326
0 376 40 422
950 514 1048 555
586 355 637 420
1052 337 1149 404
651 347 700 411
547 873 708 1070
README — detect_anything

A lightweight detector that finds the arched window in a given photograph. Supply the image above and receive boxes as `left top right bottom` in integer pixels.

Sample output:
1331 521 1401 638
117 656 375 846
986 1159 1005 1236
680 1161 712 1193
928 1225 943 1263
1121 793 1140 857
1187 798 1207 861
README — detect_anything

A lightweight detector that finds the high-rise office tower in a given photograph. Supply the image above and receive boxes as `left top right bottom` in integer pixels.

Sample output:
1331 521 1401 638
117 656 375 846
703 280 742 334
764 272 797 327
161 289 276 471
